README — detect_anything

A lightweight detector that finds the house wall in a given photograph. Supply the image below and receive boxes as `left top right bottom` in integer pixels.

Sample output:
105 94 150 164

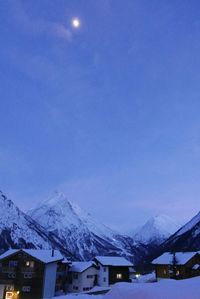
42 263 57 299
97 265 109 287
0 285 5 299
109 266 130 285
56 263 70 293
155 265 171 279
68 267 98 293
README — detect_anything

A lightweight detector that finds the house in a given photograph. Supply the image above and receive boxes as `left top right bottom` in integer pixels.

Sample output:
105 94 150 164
0 249 63 299
68 261 98 293
55 258 71 295
152 251 200 280
93 256 133 287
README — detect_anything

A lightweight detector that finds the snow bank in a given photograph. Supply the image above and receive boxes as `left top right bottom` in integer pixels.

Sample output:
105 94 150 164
54 294 103 299
136 272 156 283
104 277 200 299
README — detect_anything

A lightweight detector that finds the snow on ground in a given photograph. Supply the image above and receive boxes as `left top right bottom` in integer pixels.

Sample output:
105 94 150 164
104 277 200 299
54 295 103 299
54 277 200 299
134 272 156 283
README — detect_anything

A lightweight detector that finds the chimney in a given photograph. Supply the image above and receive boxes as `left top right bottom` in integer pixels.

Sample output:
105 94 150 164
52 249 55 257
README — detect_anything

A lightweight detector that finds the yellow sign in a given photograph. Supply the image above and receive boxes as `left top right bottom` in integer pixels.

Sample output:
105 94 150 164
5 291 19 299
5 292 14 299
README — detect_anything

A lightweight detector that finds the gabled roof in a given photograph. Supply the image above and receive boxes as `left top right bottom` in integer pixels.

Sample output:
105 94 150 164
94 256 133 267
0 249 63 264
152 252 200 265
0 249 19 260
69 261 96 273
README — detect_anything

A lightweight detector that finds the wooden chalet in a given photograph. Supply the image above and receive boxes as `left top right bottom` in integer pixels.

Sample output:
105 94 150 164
152 251 200 280
0 249 63 299
93 256 133 287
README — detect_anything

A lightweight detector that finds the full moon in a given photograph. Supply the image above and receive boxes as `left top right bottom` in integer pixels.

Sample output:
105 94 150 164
72 18 80 28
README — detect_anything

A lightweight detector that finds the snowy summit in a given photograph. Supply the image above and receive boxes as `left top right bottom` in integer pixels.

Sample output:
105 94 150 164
132 214 181 245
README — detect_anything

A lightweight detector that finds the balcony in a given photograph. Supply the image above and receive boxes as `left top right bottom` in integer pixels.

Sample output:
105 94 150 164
0 267 16 273
21 267 35 273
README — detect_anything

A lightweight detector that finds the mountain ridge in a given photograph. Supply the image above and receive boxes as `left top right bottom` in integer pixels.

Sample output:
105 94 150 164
162 211 200 252
28 191 142 262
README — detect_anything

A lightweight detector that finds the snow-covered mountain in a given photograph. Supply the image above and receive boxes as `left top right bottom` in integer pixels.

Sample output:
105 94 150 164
0 190 75 257
132 215 181 245
163 211 200 251
28 192 141 262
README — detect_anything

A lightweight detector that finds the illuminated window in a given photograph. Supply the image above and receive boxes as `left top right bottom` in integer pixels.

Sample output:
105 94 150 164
25 261 34 268
116 273 122 279
176 270 180 275
164 270 167 274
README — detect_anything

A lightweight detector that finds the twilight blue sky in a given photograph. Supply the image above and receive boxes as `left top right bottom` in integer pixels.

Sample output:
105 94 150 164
1 0 200 231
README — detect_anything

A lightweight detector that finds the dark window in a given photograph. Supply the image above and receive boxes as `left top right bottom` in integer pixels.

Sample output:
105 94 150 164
22 286 31 292
9 261 18 267
8 273 16 278
73 273 78 279
87 275 93 279
24 273 32 279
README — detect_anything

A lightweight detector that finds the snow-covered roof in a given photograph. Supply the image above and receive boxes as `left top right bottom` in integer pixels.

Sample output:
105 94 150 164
62 258 71 264
0 249 63 264
95 256 133 266
152 252 200 265
69 261 96 273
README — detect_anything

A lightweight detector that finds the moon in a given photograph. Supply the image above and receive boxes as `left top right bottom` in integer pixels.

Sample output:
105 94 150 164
72 18 80 28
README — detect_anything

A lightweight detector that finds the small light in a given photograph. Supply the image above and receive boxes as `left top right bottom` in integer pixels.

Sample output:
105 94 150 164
72 18 80 28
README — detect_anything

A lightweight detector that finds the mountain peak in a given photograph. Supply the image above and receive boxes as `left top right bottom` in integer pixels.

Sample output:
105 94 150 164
133 214 181 245
28 192 136 260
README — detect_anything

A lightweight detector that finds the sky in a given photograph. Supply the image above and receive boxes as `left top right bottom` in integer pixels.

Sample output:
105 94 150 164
1 0 200 232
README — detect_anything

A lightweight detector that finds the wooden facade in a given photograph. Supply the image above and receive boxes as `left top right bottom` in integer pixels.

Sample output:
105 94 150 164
153 252 200 280
108 266 130 284
0 250 63 299
0 251 44 299
94 256 133 287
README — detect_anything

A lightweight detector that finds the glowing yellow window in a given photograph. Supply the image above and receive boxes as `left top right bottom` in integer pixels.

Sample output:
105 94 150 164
116 273 122 279
26 261 34 268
